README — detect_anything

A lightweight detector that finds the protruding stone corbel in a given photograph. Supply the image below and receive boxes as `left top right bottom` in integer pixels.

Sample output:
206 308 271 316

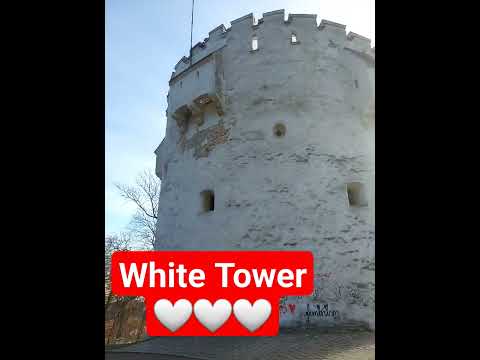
215 99 224 116
173 105 192 134
190 103 205 127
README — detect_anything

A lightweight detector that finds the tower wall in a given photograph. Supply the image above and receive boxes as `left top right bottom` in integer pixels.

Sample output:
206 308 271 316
155 9 375 329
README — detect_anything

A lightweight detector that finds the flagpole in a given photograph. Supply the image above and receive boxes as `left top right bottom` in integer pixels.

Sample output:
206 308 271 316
189 0 195 66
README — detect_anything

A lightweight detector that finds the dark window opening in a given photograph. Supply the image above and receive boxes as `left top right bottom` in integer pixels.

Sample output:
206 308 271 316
196 71 199 79
273 123 286 138
346 182 368 207
201 190 215 212
354 80 359 88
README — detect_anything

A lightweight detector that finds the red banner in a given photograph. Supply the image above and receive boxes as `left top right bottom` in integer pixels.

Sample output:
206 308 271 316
111 251 314 336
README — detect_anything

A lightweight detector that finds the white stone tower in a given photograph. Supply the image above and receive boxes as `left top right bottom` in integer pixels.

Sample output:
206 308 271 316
154 10 375 329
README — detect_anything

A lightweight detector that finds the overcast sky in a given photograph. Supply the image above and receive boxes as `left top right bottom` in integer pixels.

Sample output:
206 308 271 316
105 0 375 236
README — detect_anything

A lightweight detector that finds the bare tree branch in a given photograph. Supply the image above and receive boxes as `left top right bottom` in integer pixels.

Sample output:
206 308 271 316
114 169 159 220
105 170 159 344
113 169 160 250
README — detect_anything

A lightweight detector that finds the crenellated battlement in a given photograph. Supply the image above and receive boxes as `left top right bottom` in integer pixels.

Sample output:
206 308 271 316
208 24 227 40
346 32 372 51
318 19 346 30
170 9 374 78
286 13 318 24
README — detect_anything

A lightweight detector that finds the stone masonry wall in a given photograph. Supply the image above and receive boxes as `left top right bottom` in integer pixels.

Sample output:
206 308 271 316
155 9 375 330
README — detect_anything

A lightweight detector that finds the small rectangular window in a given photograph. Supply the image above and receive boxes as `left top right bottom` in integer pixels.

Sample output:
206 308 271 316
291 33 298 44
251 36 258 51
201 190 215 212
346 182 368 207
354 80 359 88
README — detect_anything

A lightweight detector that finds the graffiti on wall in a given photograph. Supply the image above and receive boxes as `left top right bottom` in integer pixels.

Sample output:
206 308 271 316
279 297 297 315
279 271 374 325
306 303 339 318
312 272 374 307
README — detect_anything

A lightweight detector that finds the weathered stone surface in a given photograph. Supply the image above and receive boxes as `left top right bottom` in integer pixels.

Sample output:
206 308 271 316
154 9 375 330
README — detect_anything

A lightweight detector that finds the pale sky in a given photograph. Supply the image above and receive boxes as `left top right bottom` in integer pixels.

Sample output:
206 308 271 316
105 0 375 236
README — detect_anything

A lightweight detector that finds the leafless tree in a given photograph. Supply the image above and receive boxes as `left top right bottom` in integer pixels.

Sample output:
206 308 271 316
106 169 159 344
114 169 160 249
105 232 136 254
105 232 136 308
105 233 146 344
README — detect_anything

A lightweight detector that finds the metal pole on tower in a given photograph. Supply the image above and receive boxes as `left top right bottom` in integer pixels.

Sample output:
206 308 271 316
189 0 195 66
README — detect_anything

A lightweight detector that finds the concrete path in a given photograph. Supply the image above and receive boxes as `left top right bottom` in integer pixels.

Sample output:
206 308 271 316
105 328 374 360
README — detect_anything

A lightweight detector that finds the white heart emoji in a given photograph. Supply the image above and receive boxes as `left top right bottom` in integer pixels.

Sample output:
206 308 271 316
153 299 192 332
233 299 271 332
194 299 232 332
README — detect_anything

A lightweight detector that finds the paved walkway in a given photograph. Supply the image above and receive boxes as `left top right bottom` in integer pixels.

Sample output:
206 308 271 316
105 328 375 360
